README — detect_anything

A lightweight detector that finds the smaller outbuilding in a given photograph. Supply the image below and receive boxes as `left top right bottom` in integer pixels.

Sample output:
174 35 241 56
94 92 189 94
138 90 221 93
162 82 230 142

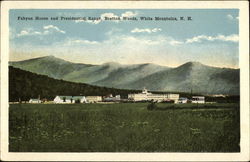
192 96 205 104
54 96 87 104
178 97 188 104
86 96 102 103
103 94 121 102
29 99 41 103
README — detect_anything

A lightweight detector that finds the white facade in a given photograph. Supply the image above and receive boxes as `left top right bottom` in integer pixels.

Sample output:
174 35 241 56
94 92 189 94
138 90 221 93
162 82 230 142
29 99 41 103
86 96 102 103
128 88 179 103
178 97 188 104
128 93 148 101
192 96 205 103
54 96 71 103
54 96 87 104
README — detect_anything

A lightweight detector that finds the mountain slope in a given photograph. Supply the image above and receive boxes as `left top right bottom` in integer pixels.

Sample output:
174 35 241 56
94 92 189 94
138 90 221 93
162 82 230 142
10 56 93 79
10 56 240 95
10 56 170 85
92 63 170 88
125 62 239 95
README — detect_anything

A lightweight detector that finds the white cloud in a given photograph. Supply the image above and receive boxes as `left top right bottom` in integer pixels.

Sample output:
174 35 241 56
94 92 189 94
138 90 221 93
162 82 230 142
17 29 43 37
186 34 239 43
16 25 65 37
119 35 165 45
227 14 239 21
64 39 99 45
186 35 209 43
61 34 167 49
100 12 120 23
101 12 119 19
227 14 234 20
121 11 138 17
43 25 66 34
17 30 30 37
131 28 162 33
169 40 183 46
216 34 239 42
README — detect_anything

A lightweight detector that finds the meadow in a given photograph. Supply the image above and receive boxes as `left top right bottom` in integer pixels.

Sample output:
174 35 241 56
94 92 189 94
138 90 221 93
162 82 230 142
9 103 240 152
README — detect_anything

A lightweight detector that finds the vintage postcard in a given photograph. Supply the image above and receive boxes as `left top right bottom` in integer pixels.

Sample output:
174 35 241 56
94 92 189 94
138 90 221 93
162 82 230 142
1 1 249 161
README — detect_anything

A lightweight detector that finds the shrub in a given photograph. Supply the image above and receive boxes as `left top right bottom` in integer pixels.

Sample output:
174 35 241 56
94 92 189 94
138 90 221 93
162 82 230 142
147 102 157 110
75 99 81 104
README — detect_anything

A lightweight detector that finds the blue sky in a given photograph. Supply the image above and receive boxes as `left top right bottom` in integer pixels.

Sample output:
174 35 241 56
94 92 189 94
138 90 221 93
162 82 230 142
10 9 239 68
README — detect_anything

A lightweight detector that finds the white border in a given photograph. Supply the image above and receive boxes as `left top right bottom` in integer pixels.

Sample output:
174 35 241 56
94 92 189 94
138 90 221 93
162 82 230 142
1 1 249 161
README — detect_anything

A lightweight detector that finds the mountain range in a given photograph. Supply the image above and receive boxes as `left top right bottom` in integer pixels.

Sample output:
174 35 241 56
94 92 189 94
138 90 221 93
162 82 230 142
10 56 240 95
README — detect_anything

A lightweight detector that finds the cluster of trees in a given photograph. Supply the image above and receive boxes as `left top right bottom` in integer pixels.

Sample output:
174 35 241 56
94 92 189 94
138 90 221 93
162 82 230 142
205 96 240 103
9 66 140 102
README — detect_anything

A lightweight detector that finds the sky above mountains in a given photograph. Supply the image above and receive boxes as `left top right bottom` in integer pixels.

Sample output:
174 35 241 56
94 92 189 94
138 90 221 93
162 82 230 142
10 9 239 68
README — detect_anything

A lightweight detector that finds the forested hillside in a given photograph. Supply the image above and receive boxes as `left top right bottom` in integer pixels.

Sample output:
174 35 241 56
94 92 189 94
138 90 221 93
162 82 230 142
9 66 140 102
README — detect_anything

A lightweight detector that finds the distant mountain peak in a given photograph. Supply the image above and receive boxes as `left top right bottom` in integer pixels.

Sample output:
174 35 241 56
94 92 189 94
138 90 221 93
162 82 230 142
102 62 122 68
178 61 207 68
141 63 158 66
46 55 56 58
38 55 70 63
185 61 203 66
41 55 61 60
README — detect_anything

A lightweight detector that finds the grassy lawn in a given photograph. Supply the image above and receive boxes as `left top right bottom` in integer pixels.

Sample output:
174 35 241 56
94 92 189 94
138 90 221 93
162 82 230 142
9 103 240 152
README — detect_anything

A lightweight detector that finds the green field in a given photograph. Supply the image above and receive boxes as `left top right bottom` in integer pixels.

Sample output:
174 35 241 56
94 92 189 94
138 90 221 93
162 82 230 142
9 103 240 152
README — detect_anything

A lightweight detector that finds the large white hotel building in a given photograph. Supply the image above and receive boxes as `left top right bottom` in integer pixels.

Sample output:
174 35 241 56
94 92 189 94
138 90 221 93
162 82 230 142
128 88 179 103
